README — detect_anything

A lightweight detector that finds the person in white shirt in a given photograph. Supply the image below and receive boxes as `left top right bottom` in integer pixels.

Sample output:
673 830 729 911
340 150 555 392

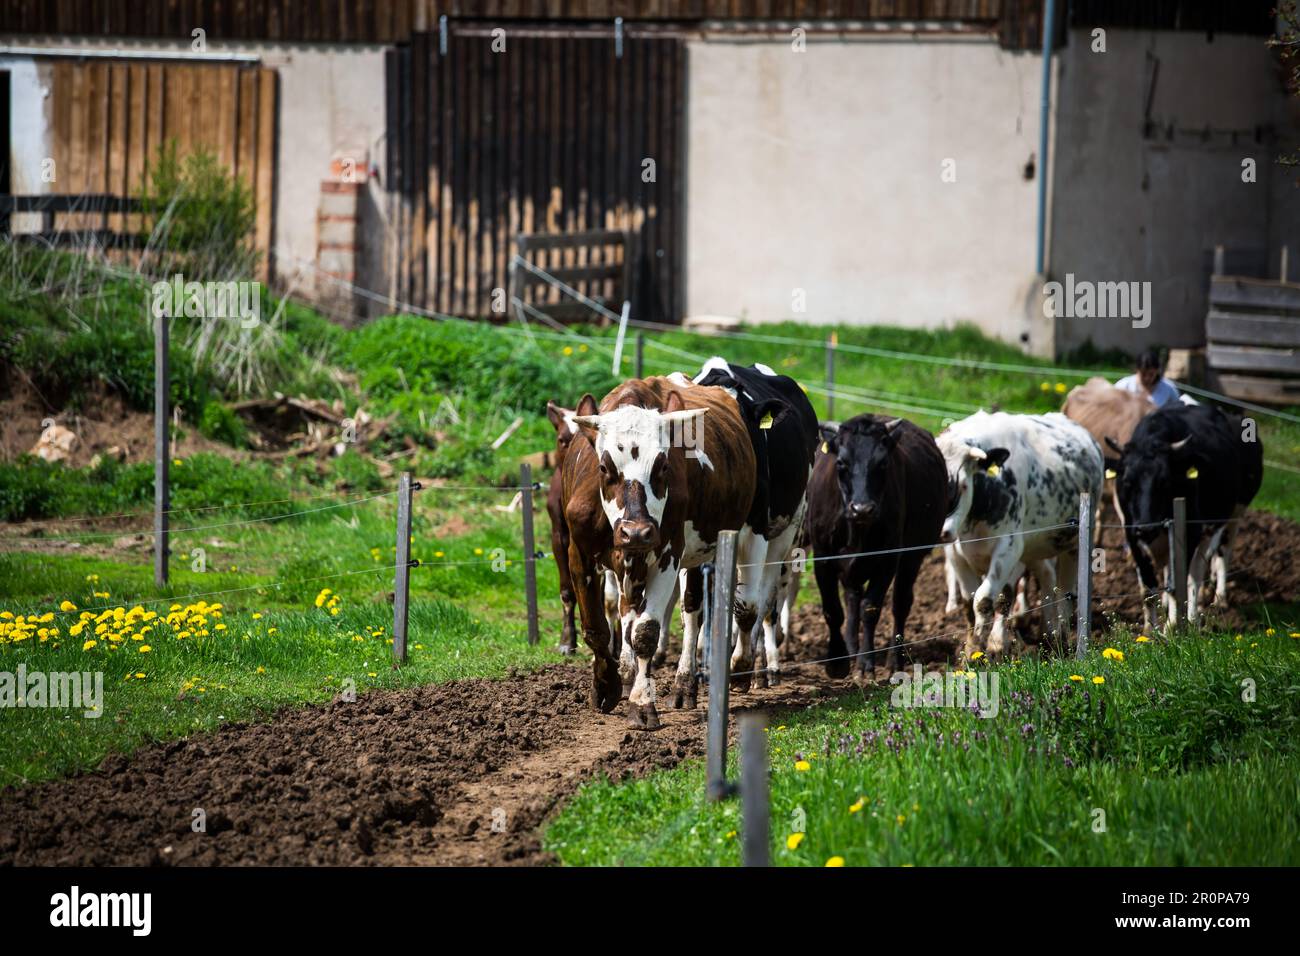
1115 348 1182 408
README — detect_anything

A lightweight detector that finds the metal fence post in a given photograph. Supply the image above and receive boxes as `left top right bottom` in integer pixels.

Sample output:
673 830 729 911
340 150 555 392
707 529 738 801
1171 497 1188 630
740 711 769 866
393 472 418 663
521 463 540 645
635 332 644 379
825 332 836 420
1076 491 1092 659
154 311 169 588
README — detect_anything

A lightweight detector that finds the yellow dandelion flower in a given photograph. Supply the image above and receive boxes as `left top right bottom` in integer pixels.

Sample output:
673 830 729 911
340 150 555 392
1068 674 1084 682
59 600 77 612
82 639 97 651
1102 647 1124 662
849 797 866 814
138 645 152 653
786 833 805 850
825 856 845 867
1092 676 1105 684
1135 635 1151 643
794 760 811 772
896 814 906 826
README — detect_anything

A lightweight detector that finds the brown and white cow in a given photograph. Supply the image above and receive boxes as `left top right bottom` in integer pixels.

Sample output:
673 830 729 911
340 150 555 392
570 377 758 729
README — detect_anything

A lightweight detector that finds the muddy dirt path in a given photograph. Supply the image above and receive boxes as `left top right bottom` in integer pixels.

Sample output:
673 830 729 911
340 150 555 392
0 661 852 867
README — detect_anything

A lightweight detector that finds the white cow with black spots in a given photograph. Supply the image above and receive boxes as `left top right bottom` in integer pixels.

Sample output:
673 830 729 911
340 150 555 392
937 411 1103 661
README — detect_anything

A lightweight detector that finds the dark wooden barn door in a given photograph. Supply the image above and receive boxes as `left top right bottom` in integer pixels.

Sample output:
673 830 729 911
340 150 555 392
388 26 685 325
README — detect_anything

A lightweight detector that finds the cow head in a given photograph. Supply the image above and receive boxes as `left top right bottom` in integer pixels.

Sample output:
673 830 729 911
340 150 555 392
1113 434 1193 543
572 390 706 553
822 416 903 532
937 439 1011 543
545 400 579 464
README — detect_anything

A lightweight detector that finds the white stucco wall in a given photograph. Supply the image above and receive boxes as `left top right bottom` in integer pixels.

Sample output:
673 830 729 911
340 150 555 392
685 35 1049 345
2 57 53 231
1049 27 1300 356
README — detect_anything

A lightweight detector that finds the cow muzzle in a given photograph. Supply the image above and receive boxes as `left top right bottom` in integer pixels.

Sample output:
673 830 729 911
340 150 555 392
615 519 660 551
848 502 878 527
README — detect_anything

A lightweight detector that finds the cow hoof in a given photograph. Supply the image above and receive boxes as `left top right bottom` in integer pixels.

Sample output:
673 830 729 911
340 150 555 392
730 665 753 693
620 677 635 701
670 676 697 709
753 670 769 690
652 651 667 668
556 642 577 657
765 670 781 688
626 701 662 730
591 680 621 714
825 657 852 680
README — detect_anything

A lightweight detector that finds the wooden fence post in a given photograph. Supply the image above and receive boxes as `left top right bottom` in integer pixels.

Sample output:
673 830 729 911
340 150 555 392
740 711 769 867
707 530 738 801
154 311 169 588
1076 491 1092 659
825 332 837 420
521 463 540 645
1171 497 1188 630
393 471 417 663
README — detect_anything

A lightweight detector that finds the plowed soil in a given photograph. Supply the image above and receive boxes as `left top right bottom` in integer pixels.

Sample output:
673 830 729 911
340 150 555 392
2 511 1296 867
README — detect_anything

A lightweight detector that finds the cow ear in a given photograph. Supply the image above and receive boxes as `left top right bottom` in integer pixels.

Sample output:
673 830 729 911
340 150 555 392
754 398 791 432
545 401 571 434
663 389 685 414
1104 435 1124 456
819 423 839 455
986 447 1011 468
576 393 598 417
1104 457 1122 480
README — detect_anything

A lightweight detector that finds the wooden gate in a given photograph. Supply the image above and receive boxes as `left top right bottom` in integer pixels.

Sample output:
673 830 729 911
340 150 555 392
388 26 685 324
46 59 277 276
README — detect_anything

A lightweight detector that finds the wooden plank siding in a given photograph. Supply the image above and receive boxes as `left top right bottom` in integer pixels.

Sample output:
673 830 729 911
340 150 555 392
44 60 278 278
0 0 1038 46
391 30 685 323
1205 276 1300 406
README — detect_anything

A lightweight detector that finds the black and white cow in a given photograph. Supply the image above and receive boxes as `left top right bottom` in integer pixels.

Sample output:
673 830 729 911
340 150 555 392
686 358 820 689
1107 403 1263 631
937 411 1103 660
807 414 948 680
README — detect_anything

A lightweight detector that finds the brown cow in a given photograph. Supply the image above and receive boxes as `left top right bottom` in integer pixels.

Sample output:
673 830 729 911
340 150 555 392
1061 377 1155 544
571 377 757 729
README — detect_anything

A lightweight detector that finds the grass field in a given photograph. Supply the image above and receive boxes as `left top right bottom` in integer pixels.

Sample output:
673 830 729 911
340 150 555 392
545 626 1300 866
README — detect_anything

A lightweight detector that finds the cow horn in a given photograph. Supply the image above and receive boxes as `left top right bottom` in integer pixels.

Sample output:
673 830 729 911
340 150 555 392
661 408 707 423
966 446 988 461
571 414 601 428
885 417 903 431
1169 436 1191 452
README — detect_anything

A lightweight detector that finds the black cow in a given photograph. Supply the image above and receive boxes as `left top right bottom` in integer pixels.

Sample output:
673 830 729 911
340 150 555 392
808 414 947 679
689 359 819 688
1107 403 1263 631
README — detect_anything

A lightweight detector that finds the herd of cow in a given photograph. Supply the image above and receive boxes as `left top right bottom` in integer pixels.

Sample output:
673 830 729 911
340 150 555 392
542 359 1264 730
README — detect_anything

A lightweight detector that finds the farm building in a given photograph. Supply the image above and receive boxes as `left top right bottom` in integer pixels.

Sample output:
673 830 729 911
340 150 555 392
1 0 1296 361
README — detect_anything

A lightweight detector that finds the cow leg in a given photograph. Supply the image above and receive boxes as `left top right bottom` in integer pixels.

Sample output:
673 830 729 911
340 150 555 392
972 545 1020 662
843 584 863 679
779 567 800 653
988 562 1025 658
569 546 621 713
1186 532 1218 627
553 523 577 656
729 531 768 692
887 550 926 673
624 560 679 730
1212 509 1241 606
815 556 850 679
656 570 680 668
858 571 891 683
754 525 800 688
603 570 622 661
671 567 704 709
947 550 981 662
943 546 962 615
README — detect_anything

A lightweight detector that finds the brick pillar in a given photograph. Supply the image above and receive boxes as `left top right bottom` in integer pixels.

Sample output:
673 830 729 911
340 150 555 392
316 153 366 321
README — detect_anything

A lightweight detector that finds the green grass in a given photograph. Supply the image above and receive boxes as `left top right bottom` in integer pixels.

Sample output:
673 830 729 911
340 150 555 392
545 627 1300 866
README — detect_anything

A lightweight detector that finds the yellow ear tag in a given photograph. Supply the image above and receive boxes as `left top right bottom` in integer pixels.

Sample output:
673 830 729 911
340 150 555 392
759 412 774 430
1105 468 1117 480
985 464 1000 477
820 441 829 454
1186 466 1199 479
